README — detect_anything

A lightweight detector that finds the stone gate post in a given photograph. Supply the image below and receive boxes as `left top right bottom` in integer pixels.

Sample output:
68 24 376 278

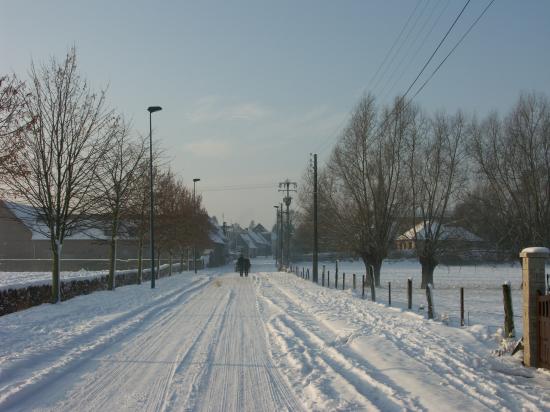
520 247 550 367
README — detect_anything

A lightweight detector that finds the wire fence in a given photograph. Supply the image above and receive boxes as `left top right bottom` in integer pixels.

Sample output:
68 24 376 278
290 259 550 337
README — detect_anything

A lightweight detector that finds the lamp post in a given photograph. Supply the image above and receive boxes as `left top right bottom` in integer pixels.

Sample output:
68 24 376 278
147 106 162 288
193 178 200 273
273 205 279 267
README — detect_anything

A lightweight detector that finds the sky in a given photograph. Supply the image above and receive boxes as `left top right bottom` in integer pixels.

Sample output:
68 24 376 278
1 0 549 228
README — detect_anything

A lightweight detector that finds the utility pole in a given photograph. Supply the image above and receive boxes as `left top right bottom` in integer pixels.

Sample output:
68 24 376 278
279 203 284 270
312 153 318 283
273 205 279 267
279 179 297 268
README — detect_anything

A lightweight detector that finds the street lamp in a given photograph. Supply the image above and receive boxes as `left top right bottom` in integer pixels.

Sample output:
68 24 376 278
273 205 279 267
193 178 200 274
147 106 162 288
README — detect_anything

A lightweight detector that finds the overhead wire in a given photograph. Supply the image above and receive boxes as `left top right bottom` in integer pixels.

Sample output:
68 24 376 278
381 0 452 103
369 0 494 142
368 0 426 96
375 0 434 100
411 0 497 100
313 1 425 156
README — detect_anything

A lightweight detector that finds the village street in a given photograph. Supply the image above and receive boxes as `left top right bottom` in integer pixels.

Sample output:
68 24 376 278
1 260 550 411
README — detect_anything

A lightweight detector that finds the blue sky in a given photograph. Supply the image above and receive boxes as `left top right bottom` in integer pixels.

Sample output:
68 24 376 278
2 0 549 227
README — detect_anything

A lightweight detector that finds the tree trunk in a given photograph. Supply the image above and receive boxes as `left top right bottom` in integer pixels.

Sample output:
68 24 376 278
361 255 383 287
372 259 382 287
156 250 161 279
169 252 173 276
108 235 116 290
137 237 143 284
420 254 437 289
51 243 61 303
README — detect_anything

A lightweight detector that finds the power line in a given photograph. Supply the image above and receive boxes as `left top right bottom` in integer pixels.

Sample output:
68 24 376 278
380 0 451 103
401 0 472 101
374 0 433 100
412 0 497 100
313 1 425 155
368 0 425 95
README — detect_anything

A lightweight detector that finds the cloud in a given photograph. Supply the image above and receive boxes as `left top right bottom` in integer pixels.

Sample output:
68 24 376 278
183 139 231 158
186 96 270 123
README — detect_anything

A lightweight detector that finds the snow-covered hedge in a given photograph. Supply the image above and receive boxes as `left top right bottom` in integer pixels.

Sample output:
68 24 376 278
0 263 181 316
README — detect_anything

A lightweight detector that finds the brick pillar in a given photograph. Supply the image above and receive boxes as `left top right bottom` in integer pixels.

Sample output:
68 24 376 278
520 247 550 367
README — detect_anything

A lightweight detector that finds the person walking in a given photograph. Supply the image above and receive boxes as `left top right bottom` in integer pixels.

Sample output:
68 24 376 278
237 254 245 277
244 257 251 277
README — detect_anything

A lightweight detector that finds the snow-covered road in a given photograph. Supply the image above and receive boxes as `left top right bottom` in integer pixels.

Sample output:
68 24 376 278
1 260 550 411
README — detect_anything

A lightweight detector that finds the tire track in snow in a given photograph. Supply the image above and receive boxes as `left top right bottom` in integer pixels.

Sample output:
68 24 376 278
60 280 233 412
257 276 420 411
169 275 301 412
280 273 550 411
0 276 211 411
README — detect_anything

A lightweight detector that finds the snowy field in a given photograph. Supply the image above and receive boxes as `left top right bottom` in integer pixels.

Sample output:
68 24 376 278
1 258 550 411
293 259 550 337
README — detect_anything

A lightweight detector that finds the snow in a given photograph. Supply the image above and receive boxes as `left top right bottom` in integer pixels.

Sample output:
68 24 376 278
295 259 549 337
0 265 169 291
1 258 550 411
398 221 483 242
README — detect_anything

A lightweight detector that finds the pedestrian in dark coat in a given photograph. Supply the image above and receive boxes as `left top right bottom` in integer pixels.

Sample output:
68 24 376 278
237 255 245 277
244 258 251 277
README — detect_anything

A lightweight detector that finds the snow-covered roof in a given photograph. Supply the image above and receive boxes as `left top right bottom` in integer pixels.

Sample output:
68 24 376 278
240 233 257 249
247 230 270 246
398 222 483 242
3 200 109 240
208 217 227 245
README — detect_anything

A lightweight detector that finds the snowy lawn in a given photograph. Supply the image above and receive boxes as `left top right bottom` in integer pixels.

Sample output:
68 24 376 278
1 259 550 411
294 259 550 337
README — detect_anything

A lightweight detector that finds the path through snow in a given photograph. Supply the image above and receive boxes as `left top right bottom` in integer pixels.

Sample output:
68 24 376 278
1 261 550 411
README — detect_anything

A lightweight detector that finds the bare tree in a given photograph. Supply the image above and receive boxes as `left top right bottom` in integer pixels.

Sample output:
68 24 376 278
95 120 146 290
326 95 413 285
406 111 467 288
0 74 29 179
3 48 114 302
126 161 151 283
469 92 550 256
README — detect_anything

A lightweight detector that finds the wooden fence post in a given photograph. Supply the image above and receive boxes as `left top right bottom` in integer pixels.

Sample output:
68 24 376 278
460 287 465 327
353 273 356 290
426 283 434 319
407 278 412 310
342 273 345 290
502 282 514 337
362 274 365 299
520 247 549 367
369 266 376 302
335 272 338 289
322 265 325 286
307 268 310 280
388 282 391 307
327 270 330 288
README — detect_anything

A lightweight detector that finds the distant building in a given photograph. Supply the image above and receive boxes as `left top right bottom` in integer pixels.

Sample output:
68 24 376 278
207 217 229 267
0 199 140 270
396 222 484 251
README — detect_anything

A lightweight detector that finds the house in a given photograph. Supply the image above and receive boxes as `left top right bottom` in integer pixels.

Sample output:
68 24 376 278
396 222 484 251
0 199 141 271
207 217 228 267
247 230 271 256
237 232 258 258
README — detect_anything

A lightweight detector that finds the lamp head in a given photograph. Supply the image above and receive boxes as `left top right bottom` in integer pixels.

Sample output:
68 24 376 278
193 178 201 182
147 106 162 113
